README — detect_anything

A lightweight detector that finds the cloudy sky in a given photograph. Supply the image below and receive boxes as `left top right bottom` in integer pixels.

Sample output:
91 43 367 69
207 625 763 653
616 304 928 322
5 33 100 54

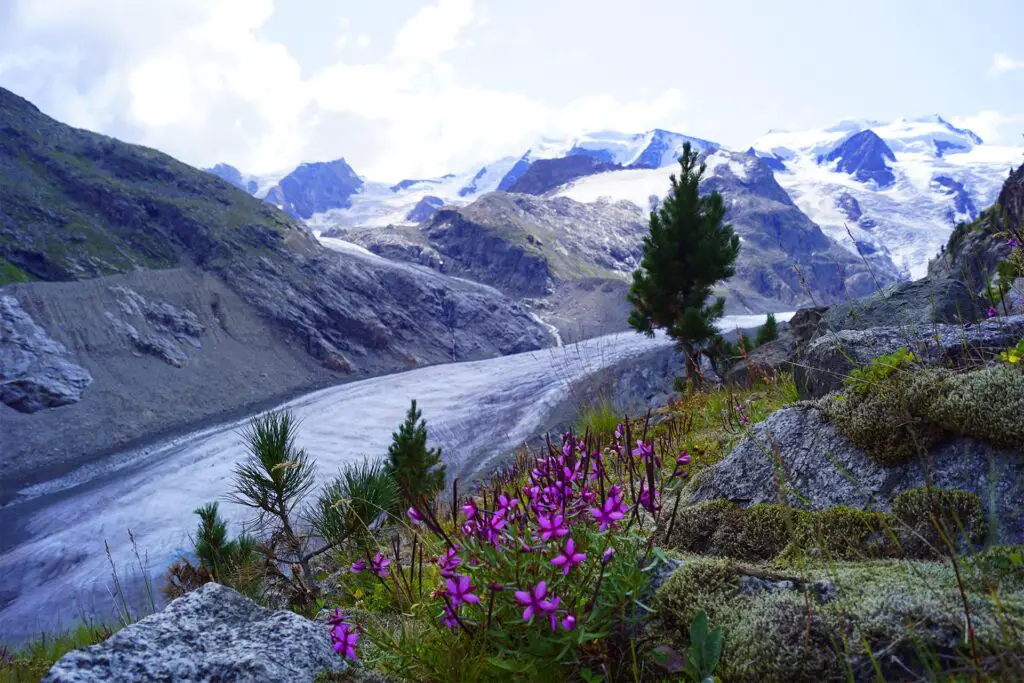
1 0 1023 180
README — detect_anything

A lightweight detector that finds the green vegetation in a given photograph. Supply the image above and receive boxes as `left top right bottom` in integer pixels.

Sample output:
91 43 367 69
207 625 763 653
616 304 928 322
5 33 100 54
628 141 741 387
0 258 32 285
0 623 120 683
310 460 401 552
753 312 779 347
574 397 622 438
385 399 446 505
1 88 312 282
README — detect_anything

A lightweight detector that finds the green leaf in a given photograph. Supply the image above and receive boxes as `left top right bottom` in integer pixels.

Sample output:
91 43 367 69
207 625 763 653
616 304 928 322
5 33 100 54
689 609 709 646
702 625 723 673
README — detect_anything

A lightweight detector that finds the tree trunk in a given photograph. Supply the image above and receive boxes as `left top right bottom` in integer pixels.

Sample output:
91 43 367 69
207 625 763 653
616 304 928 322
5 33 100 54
680 341 702 392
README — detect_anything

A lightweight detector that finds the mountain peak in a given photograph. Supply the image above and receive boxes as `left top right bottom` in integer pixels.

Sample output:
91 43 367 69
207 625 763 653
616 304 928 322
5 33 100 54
821 129 896 187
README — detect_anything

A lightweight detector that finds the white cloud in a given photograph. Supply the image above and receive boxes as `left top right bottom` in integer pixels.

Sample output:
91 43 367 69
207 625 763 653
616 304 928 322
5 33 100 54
391 0 474 64
951 110 1024 144
989 52 1024 75
0 0 689 180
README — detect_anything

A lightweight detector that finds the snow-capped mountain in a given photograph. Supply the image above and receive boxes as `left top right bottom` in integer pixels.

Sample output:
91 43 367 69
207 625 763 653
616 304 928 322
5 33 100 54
750 115 1024 278
207 115 1022 283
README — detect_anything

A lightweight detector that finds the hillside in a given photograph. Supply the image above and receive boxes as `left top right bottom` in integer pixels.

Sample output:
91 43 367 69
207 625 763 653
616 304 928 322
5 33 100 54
0 87 551 496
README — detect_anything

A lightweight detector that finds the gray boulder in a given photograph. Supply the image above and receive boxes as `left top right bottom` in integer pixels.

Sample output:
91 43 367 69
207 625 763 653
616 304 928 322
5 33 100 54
0 295 92 412
688 405 1024 544
43 583 341 682
819 277 982 333
795 313 1024 399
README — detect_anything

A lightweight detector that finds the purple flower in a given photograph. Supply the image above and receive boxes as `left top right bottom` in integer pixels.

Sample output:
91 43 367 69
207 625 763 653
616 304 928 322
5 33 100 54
438 547 461 578
561 613 577 631
446 575 480 606
496 493 519 516
485 510 507 545
1010 237 1020 248
590 494 628 532
371 551 390 579
407 506 424 525
639 485 660 513
601 547 616 565
536 513 568 541
514 581 557 622
546 596 562 631
550 537 587 576
461 498 478 521
350 559 366 574
988 305 998 318
614 423 624 440
441 605 459 631
327 608 347 627
330 621 359 660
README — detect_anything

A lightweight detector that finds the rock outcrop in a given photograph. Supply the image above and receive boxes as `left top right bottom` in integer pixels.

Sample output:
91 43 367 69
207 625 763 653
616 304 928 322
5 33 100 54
819 277 983 333
688 405 1024 544
794 313 1024 399
43 583 340 683
0 295 92 412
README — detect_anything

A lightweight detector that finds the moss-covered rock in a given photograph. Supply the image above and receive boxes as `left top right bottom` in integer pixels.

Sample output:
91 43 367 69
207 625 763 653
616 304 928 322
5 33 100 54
780 506 897 563
714 504 803 562
924 365 1024 451
822 364 1024 467
659 499 738 554
820 370 942 466
653 556 1024 682
891 487 986 558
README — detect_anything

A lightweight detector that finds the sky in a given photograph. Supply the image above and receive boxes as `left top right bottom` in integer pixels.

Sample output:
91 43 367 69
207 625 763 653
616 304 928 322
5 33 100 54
1 0 1023 181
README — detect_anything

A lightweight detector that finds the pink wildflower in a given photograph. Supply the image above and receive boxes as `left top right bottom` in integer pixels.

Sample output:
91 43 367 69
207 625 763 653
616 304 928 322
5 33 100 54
550 537 586 576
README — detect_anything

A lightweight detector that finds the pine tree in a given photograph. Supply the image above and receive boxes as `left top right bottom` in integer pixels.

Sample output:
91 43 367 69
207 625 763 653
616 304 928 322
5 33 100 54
628 142 741 386
386 399 446 504
755 312 779 347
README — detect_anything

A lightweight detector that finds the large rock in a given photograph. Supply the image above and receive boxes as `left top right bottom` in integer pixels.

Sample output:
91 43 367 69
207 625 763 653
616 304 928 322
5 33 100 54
43 583 340 682
795 313 1024 399
0 295 92 412
819 277 982 333
688 405 1024 544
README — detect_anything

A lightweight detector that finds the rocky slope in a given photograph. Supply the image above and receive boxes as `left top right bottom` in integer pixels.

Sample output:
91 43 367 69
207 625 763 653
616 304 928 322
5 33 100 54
0 86 551 493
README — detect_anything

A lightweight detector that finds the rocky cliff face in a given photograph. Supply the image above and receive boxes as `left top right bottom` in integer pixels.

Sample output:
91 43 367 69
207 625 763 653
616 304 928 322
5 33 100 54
263 159 363 219
507 155 621 196
819 129 896 187
0 86 551 491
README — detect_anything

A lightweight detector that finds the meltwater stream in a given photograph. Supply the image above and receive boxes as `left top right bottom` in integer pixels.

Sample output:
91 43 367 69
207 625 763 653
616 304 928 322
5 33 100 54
0 316 787 644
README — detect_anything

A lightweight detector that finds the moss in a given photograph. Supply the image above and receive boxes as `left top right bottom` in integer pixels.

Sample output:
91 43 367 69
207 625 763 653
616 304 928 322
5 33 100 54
654 557 1024 682
717 591 843 682
780 506 897 563
714 504 803 562
654 556 740 631
823 365 1024 466
891 487 986 558
659 499 738 554
924 365 1024 451
820 372 942 466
